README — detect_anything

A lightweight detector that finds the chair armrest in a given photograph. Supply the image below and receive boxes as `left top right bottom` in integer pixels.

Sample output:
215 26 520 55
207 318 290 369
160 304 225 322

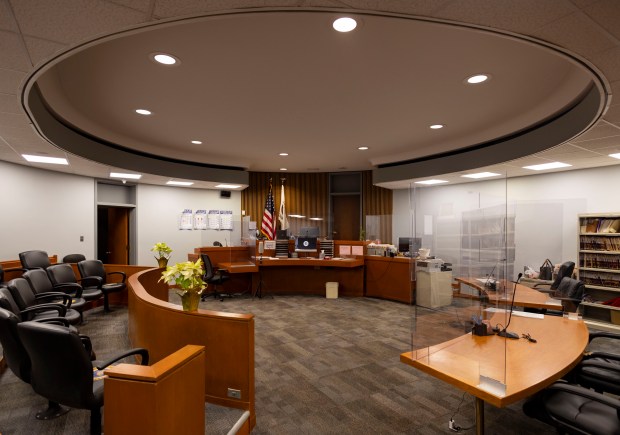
533 283 552 289
79 276 103 288
34 292 73 308
580 359 620 373
589 331 620 342
20 303 67 320
38 317 71 327
536 288 554 294
96 348 150 369
53 282 83 298
107 271 126 283
546 382 620 409
584 351 620 362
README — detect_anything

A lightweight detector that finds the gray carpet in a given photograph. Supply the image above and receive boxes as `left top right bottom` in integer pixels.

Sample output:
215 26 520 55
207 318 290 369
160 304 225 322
0 295 615 434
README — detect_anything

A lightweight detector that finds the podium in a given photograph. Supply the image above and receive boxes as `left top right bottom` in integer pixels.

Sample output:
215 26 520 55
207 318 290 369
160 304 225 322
416 270 453 308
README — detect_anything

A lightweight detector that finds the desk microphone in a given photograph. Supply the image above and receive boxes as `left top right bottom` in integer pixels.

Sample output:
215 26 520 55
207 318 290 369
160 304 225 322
498 273 522 340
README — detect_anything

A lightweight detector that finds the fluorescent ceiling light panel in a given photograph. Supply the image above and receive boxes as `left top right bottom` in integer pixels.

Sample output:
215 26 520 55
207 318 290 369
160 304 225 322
522 162 571 171
309 217 323 221
22 154 68 165
110 172 142 179
191 140 202 144
609 153 620 159
215 184 241 189
461 172 501 179
333 17 357 32
414 179 448 185
279 153 288 156
135 109 152 115
166 181 193 186
358 146 369 150
288 214 306 218
429 124 444 129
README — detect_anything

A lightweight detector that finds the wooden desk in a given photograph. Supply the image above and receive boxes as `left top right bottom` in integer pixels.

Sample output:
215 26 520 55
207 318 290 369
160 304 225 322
365 256 414 303
401 314 588 434
455 278 563 311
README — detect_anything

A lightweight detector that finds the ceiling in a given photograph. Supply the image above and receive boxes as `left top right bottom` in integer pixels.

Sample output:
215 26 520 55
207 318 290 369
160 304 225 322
2 1 620 190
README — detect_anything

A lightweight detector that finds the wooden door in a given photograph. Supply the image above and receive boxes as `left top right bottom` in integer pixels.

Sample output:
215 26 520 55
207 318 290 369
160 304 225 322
332 195 360 240
98 206 130 264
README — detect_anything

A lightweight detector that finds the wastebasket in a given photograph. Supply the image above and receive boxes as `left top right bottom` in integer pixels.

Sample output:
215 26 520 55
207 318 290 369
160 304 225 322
326 282 338 299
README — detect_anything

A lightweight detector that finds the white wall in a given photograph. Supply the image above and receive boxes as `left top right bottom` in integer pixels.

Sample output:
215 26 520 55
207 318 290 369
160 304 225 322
0 161 96 261
392 164 620 273
136 184 241 266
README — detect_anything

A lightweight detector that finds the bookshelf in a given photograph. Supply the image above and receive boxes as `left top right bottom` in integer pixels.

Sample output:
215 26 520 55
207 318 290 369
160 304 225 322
578 214 620 330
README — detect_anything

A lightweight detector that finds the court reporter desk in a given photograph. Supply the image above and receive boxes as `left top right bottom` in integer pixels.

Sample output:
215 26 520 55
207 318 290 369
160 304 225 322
401 314 588 435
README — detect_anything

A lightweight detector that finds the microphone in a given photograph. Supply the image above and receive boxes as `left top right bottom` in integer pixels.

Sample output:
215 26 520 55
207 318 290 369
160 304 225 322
497 273 523 340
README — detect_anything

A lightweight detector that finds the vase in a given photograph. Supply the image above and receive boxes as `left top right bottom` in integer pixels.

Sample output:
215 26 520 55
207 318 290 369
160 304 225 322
180 291 200 311
157 257 169 268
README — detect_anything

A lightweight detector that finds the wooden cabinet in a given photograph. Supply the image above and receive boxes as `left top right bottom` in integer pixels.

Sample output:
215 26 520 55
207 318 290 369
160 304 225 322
578 214 620 330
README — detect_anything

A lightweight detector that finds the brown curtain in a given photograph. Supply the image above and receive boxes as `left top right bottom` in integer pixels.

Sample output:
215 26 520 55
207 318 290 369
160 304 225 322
362 171 393 243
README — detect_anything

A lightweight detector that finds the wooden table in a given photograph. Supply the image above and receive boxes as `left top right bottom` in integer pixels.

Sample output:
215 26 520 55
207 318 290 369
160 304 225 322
454 277 563 311
401 314 588 434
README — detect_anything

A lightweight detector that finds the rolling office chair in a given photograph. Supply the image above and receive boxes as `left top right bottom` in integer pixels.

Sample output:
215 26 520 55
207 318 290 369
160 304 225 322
17 321 149 434
5 278 80 324
46 263 103 307
200 253 230 302
19 250 53 270
24 269 87 322
533 261 575 292
77 260 126 312
570 331 620 396
523 381 620 435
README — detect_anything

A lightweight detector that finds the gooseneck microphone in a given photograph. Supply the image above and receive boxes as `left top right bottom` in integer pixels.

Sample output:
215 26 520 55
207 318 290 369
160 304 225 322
498 273 523 339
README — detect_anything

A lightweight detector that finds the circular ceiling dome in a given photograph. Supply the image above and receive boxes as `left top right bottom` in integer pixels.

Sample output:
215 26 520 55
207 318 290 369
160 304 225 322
23 8 606 183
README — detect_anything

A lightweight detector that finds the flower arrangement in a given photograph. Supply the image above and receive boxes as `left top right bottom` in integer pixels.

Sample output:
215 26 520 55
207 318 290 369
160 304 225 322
159 259 206 311
151 242 172 267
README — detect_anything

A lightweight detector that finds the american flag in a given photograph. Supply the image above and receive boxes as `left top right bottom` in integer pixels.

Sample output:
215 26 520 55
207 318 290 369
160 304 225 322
261 180 275 240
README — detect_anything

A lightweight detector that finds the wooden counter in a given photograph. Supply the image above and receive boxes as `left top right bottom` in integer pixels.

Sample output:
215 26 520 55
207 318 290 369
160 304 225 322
127 268 255 431
365 256 414 303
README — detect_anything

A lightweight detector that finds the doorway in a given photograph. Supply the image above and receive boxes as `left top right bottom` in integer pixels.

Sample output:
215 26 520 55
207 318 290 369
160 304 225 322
97 206 130 264
332 195 361 240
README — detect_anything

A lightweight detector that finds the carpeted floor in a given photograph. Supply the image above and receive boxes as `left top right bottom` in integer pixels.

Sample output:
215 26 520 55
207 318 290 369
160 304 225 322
0 294 615 434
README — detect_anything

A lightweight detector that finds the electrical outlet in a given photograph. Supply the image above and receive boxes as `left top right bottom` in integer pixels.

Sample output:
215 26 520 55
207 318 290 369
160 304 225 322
227 388 241 399
80 235 84 242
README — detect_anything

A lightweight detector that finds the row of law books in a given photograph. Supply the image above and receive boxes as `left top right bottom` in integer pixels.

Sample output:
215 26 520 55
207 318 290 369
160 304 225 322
580 235 620 251
579 270 620 289
580 253 620 270
581 217 620 234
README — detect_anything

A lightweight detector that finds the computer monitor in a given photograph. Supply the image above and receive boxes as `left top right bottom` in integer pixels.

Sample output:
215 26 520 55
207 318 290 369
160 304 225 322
299 226 320 238
276 229 289 239
295 237 318 253
398 237 421 254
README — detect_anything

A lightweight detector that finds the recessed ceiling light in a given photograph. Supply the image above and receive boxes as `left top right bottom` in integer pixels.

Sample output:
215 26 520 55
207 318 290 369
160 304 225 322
110 172 142 179
609 153 620 159
166 180 194 186
279 153 288 156
333 17 357 32
191 140 202 145
288 214 306 218
280 168 287 171
523 162 572 171
430 124 444 129
22 154 68 165
135 109 152 115
466 74 490 84
358 146 369 150
461 172 501 179
309 217 323 221
414 179 449 185
215 184 241 189
152 53 178 65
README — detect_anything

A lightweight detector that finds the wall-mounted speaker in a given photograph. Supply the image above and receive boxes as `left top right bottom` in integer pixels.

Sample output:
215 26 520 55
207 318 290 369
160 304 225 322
220 190 231 198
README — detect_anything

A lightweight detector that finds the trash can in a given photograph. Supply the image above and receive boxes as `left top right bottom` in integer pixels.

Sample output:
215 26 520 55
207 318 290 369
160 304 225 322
326 282 339 299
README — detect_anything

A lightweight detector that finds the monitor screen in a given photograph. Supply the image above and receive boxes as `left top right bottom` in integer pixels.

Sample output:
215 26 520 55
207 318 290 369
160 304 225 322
398 237 421 253
299 226 320 238
295 237 318 252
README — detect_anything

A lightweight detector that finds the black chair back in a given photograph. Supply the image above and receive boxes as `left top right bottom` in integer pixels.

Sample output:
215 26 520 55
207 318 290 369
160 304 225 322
23 269 55 296
550 261 575 290
200 254 215 281
62 254 86 263
77 260 107 283
7 278 37 311
0 307 31 383
46 263 79 286
0 287 23 316
19 250 52 270
556 277 585 300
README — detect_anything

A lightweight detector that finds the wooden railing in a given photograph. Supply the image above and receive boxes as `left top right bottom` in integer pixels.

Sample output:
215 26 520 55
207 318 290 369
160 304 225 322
127 268 255 432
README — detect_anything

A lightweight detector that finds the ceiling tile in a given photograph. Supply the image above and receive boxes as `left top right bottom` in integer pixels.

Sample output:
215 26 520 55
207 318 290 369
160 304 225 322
581 0 620 41
0 68 26 94
23 36 68 67
569 0 602 9
11 0 146 45
571 121 620 142
590 145 620 155
571 134 620 150
369 0 452 16
0 30 33 71
531 11 616 57
589 46 620 82
106 0 153 13
0 1 18 32
603 103 620 124
0 112 28 129
0 93 21 114
154 0 255 18
433 0 577 34
535 144 600 159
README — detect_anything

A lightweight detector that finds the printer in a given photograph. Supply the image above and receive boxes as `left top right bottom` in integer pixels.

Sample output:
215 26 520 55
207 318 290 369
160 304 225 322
416 258 444 272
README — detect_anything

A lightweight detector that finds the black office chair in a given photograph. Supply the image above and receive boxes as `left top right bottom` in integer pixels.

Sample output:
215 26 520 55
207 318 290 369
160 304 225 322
200 253 230 302
77 260 126 312
570 331 620 396
0 307 73 420
523 381 620 435
24 268 87 322
531 276 585 316
46 263 103 306
17 321 149 434
62 254 86 263
213 241 223 247
534 261 575 292
5 278 80 324
0 287 68 325
19 250 53 270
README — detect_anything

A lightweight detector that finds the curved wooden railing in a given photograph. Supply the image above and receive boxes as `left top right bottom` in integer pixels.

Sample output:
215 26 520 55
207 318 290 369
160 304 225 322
127 268 255 432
